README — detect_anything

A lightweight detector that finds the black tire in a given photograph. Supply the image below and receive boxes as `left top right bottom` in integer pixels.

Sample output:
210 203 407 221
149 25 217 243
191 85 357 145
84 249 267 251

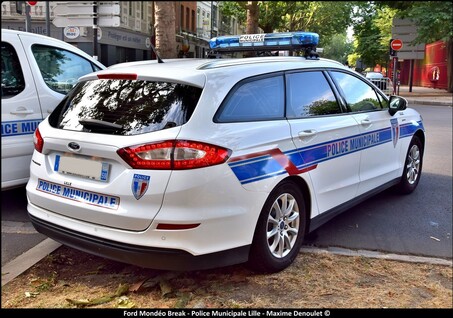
395 135 423 194
248 181 306 273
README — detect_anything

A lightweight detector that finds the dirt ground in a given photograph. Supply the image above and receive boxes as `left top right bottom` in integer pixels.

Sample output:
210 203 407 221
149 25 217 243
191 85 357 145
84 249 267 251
1 245 452 309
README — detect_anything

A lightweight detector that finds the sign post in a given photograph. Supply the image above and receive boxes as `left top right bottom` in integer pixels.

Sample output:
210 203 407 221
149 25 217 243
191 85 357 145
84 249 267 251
392 56 398 95
52 2 120 27
93 1 98 60
24 1 36 32
392 18 426 93
390 39 403 95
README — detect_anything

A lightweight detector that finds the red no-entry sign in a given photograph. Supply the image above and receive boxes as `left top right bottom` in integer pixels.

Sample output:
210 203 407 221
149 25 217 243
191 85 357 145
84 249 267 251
391 39 403 51
27 1 38 5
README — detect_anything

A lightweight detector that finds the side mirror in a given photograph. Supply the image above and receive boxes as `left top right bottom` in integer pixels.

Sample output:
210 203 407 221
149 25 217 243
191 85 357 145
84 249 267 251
388 95 407 116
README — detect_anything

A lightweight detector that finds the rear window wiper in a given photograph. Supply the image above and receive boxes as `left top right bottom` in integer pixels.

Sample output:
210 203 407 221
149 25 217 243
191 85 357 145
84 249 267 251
78 118 124 131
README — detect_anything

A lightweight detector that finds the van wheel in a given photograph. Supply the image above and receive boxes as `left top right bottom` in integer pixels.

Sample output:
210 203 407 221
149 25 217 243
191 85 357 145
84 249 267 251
248 181 306 273
395 136 423 194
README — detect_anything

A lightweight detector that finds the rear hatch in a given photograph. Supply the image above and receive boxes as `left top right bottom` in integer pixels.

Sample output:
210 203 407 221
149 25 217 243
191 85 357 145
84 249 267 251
34 74 203 231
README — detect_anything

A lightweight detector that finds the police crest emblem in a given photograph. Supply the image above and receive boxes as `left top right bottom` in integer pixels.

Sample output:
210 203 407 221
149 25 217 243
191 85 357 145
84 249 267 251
131 174 150 200
391 118 399 148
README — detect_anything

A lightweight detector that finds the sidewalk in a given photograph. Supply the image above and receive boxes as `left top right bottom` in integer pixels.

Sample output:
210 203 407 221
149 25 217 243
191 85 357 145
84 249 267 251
396 85 452 106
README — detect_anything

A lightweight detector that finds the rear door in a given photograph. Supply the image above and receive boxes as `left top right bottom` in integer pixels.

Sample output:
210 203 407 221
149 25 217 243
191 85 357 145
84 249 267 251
285 70 361 215
1 34 43 188
214 74 297 191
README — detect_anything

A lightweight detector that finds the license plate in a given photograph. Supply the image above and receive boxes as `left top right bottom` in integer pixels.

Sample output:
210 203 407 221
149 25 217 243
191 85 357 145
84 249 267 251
54 155 110 182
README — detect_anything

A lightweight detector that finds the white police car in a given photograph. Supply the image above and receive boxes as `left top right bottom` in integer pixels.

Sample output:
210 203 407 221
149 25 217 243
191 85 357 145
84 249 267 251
26 32 425 273
1 29 105 190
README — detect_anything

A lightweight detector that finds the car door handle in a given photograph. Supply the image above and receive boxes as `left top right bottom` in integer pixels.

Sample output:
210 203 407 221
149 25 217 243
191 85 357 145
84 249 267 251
360 118 372 126
298 130 317 138
10 109 34 115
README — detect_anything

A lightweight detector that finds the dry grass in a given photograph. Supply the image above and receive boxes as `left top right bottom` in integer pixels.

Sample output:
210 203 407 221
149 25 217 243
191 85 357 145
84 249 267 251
1 246 452 309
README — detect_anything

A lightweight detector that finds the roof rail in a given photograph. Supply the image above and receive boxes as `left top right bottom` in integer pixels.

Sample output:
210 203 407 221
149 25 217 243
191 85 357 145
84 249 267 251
208 31 320 59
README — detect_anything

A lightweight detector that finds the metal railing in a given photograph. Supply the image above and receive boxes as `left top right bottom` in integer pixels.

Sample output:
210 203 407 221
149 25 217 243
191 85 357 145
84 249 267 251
369 77 393 96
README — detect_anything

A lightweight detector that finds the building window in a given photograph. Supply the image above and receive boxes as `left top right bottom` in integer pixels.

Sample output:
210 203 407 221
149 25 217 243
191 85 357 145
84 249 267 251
212 4 217 28
180 5 184 31
129 2 133 16
197 8 201 29
186 7 190 31
191 10 195 32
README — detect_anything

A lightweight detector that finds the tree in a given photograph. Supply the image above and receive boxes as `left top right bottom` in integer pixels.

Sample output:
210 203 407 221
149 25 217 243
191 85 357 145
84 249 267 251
322 33 353 65
259 2 287 33
351 4 397 71
282 1 353 47
246 1 259 34
154 2 177 59
219 1 353 48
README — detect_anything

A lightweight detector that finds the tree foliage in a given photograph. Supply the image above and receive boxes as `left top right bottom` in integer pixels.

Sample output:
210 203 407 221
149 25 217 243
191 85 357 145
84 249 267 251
282 2 353 46
351 3 397 69
378 1 453 44
322 33 353 65
219 1 354 46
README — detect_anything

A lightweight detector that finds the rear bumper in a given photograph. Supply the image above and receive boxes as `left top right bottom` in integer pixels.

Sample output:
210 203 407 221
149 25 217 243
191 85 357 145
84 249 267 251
29 213 250 271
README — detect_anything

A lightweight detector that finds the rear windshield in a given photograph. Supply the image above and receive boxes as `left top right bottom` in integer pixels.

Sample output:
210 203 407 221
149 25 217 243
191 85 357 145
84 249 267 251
48 79 202 135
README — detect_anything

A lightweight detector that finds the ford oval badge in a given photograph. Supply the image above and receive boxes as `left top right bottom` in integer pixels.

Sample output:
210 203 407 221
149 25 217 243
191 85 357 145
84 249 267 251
68 142 81 151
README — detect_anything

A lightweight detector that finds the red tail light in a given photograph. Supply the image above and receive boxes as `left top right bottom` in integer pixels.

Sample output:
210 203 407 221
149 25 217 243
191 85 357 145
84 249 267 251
117 140 231 170
33 128 43 153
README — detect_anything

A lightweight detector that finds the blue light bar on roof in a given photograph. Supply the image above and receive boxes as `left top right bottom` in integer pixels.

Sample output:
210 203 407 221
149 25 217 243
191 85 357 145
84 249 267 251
209 31 319 53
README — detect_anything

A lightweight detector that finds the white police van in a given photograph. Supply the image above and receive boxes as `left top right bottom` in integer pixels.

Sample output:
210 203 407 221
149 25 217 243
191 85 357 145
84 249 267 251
26 32 425 272
1 29 105 190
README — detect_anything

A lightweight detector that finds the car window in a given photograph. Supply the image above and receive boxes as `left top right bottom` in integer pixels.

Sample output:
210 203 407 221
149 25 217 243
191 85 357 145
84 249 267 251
330 71 382 112
1 42 25 97
286 71 341 118
31 44 99 95
48 80 202 135
376 92 389 109
216 75 284 122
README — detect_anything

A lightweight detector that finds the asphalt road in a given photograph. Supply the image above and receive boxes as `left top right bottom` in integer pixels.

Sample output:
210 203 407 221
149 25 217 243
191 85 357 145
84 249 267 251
1 186 47 266
1 104 452 268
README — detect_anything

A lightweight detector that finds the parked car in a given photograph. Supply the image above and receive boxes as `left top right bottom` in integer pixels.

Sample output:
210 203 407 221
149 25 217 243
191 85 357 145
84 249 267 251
1 29 105 190
26 32 424 273
365 71 388 91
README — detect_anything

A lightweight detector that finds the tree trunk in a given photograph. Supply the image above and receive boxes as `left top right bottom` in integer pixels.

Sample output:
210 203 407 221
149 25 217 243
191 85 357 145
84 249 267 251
154 2 177 59
245 1 259 57
246 1 259 34
447 37 453 93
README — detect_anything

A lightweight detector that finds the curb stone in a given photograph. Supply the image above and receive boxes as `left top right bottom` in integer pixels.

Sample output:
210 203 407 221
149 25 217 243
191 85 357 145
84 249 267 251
301 246 452 266
405 99 452 107
1 238 62 287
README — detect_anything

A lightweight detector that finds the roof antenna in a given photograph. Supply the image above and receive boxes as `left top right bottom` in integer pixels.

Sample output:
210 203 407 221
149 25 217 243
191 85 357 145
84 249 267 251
149 41 164 63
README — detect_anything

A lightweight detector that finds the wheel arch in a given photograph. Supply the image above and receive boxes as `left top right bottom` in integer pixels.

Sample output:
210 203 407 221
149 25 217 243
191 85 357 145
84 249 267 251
414 129 426 154
278 175 312 234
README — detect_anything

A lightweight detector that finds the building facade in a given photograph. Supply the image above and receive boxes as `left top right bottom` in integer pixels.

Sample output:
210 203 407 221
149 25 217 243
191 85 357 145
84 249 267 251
1 1 241 65
1 1 155 66
399 40 448 90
